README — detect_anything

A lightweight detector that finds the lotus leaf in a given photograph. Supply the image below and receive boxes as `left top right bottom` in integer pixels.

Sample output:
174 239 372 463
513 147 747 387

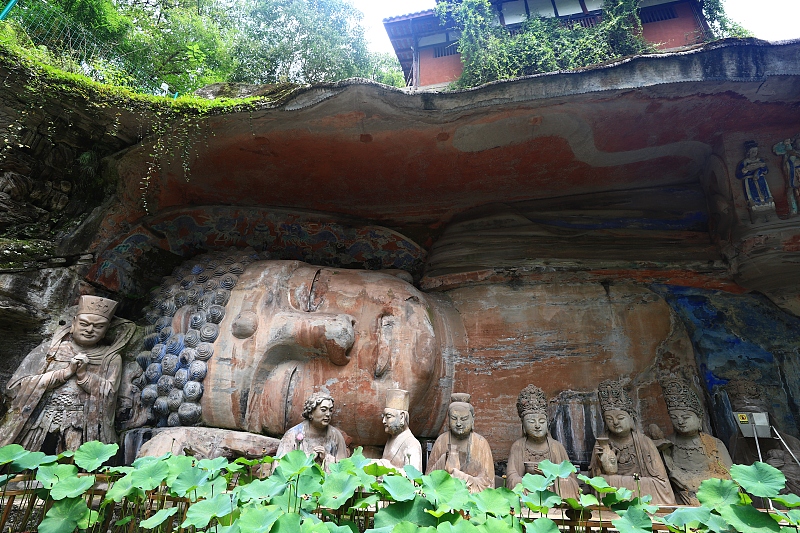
11 451 57 471
351 494 381 509
104 474 145 502
36 463 78 489
382 474 418 502
475 516 516 532
130 459 170 491
374 495 438 528
538 459 576 479
731 462 786 498
469 487 520 517
170 466 209 497
235 505 284 533
165 454 195 485
319 471 361 509
182 492 236 528
577 474 616 493
139 507 179 529
773 494 800 508
271 511 302 532
717 503 780 533
611 506 652 533
421 470 471 513
0 444 28 465
50 474 96 500
437 521 480 533
658 506 711 529
38 497 90 533
74 441 118 472
524 517 560 533
697 477 742 509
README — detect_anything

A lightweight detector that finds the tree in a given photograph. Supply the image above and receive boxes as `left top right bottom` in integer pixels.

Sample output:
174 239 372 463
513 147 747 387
228 0 371 84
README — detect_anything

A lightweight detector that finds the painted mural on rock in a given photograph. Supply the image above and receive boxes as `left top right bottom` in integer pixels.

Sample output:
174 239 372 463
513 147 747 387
653 284 800 448
88 206 426 296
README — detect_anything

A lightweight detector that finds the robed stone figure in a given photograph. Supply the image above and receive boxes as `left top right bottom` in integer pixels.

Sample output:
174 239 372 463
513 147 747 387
0 296 135 452
427 393 494 493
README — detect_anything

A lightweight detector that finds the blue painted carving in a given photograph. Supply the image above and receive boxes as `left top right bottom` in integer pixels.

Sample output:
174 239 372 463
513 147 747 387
653 284 800 448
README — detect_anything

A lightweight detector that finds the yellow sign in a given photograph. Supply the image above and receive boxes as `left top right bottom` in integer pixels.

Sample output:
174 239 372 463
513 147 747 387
738 413 750 424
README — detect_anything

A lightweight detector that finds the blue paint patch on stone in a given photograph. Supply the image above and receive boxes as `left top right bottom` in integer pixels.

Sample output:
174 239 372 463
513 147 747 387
652 284 800 447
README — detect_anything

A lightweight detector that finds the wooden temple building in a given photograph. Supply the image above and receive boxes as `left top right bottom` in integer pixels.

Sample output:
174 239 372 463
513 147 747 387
384 0 711 87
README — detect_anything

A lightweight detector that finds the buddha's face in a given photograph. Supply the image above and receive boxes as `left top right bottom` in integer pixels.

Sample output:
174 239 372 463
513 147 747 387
202 261 445 444
309 399 333 430
449 405 474 438
669 409 701 436
603 409 634 437
382 408 406 436
71 314 110 348
748 146 759 159
522 413 548 441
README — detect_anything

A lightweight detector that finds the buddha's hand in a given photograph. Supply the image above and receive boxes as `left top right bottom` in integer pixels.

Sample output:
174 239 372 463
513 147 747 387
595 445 618 475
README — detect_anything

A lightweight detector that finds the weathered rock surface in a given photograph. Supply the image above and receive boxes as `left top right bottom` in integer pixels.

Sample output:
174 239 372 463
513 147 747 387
130 427 279 462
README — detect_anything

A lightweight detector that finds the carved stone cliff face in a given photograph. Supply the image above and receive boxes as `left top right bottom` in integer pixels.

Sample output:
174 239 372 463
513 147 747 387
199 260 450 443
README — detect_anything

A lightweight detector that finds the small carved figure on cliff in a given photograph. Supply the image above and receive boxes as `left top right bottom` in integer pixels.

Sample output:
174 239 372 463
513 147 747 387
372 389 422 471
276 392 349 471
590 378 676 505
772 136 800 215
656 377 732 505
427 393 494 493
0 296 135 453
736 141 775 220
506 384 580 498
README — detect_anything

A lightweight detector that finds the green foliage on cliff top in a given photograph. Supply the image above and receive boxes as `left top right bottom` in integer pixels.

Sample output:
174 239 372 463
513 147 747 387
1 0 406 95
436 0 751 89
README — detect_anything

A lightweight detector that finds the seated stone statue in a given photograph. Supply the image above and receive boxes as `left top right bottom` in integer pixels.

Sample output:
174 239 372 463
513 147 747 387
589 378 675 505
657 377 731 505
427 393 494 493
0 296 135 453
373 389 422 471
506 384 580 499
276 392 349 471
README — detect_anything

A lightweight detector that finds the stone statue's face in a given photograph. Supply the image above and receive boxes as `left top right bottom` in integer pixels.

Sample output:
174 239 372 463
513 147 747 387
71 314 110 348
309 399 333 430
522 413 548 441
449 405 474 438
382 408 406 436
206 261 444 444
669 409 701 436
748 147 758 158
603 409 634 437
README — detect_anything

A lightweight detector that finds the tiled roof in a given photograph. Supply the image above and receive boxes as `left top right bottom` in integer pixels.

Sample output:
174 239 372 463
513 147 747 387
382 9 436 24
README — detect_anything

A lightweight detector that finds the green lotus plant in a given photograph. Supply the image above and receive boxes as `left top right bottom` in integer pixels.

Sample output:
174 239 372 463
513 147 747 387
0 441 798 533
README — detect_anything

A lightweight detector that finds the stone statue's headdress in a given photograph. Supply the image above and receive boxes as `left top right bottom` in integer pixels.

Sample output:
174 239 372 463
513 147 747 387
76 295 117 320
386 389 409 412
517 384 547 419
724 378 769 412
597 378 635 417
660 377 702 416
449 392 474 415
744 140 758 153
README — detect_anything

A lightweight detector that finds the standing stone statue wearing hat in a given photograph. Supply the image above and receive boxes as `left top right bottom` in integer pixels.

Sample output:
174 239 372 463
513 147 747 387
0 295 135 452
374 389 422 471
657 377 731 505
590 378 675 505
426 393 494 493
506 384 580 498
